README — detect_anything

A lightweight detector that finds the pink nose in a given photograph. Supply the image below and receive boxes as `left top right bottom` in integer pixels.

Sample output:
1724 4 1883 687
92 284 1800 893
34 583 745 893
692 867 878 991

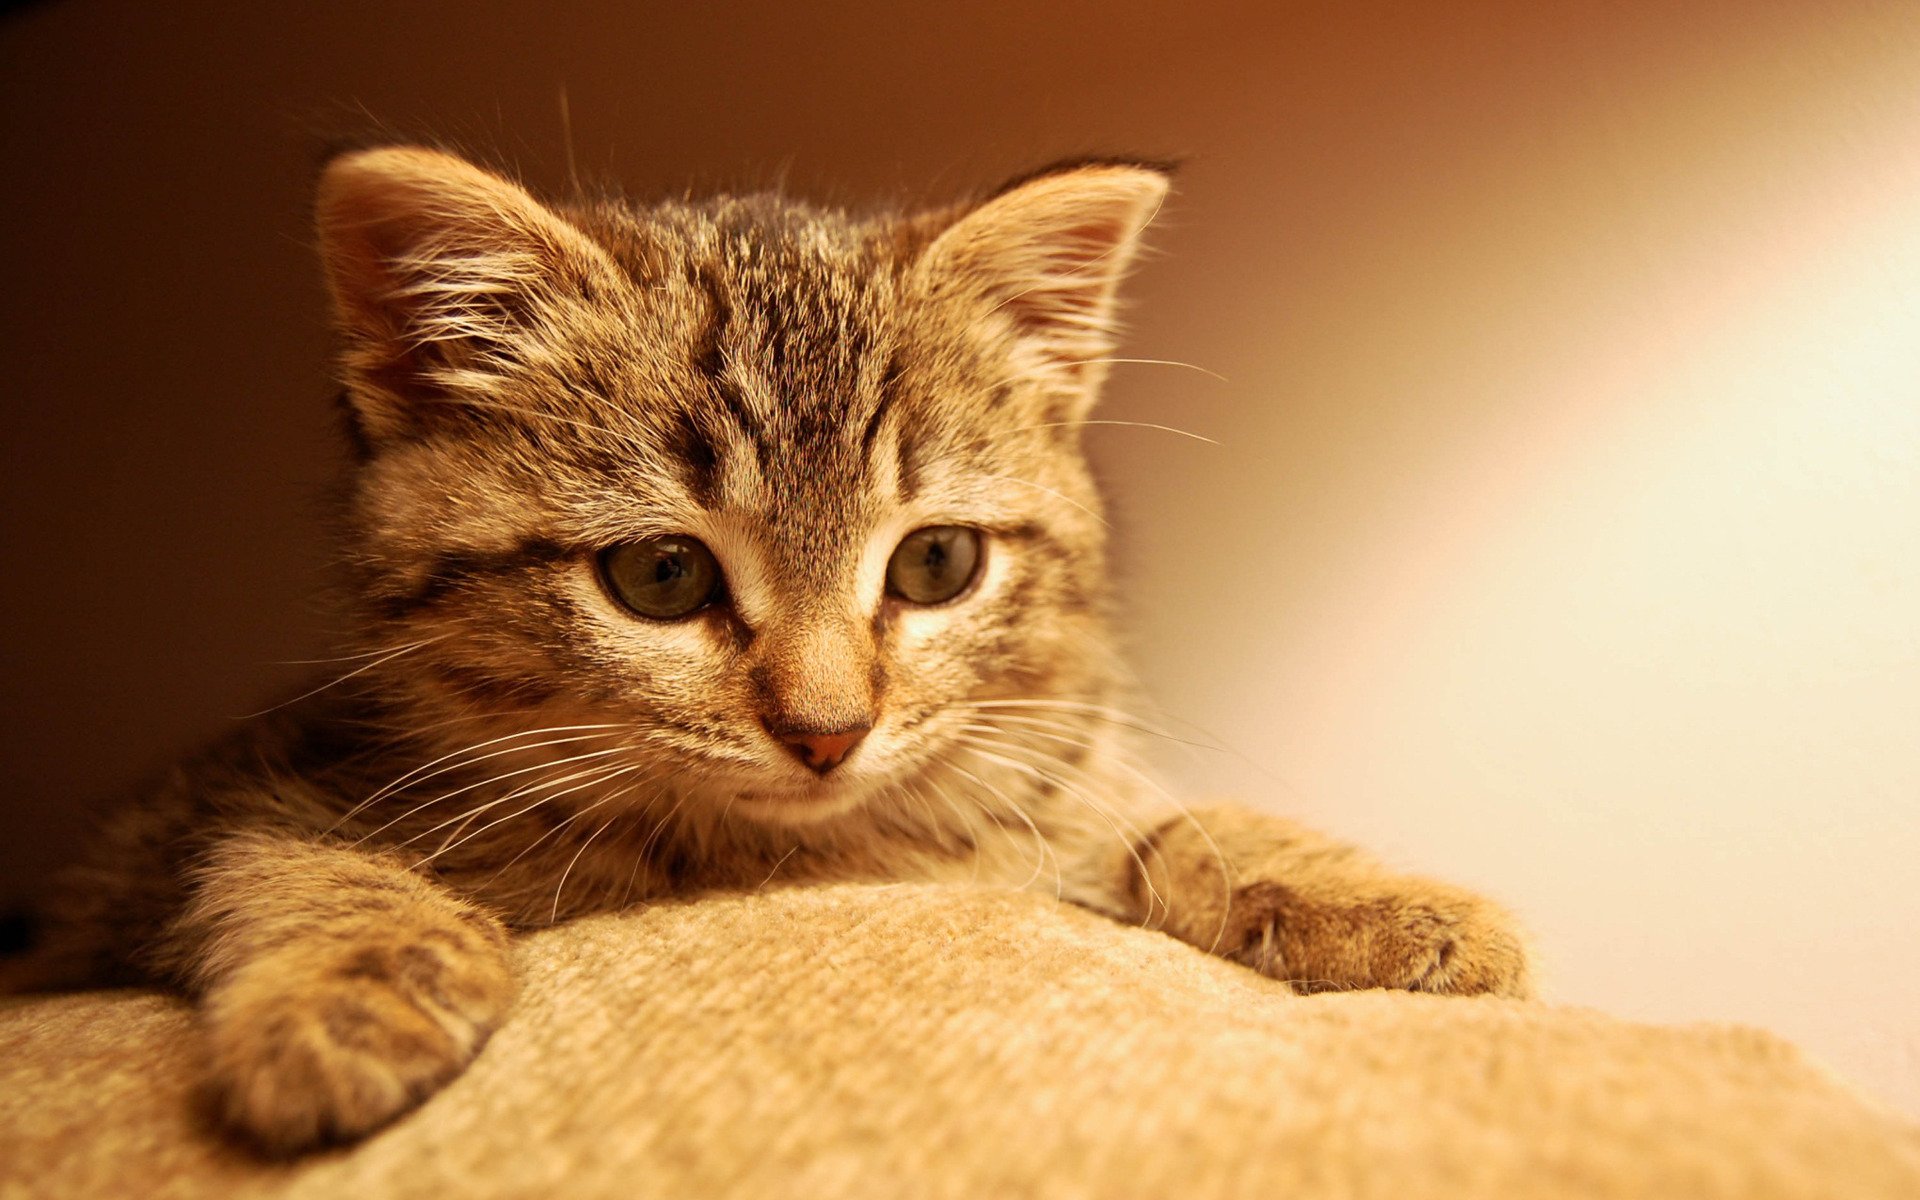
767 723 870 774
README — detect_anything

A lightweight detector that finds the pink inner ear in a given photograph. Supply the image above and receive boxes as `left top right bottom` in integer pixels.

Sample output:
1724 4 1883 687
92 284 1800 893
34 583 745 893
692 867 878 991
919 167 1167 388
1008 224 1122 332
989 219 1144 380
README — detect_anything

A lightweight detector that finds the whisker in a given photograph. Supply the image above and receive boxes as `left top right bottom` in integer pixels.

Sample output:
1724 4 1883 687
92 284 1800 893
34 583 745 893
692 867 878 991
406 755 641 855
270 638 448 667
949 732 1161 922
551 814 619 923
424 759 628 858
935 756 1059 898
557 83 580 193
632 789 697 869
340 704 554 739
966 714 1237 953
914 775 991 879
1061 356 1229 383
981 474 1109 528
909 778 983 881
617 787 679 908
754 844 801 893
332 724 626 830
487 774 657 890
351 741 631 844
1003 418 1219 445
954 700 1210 750
234 636 445 720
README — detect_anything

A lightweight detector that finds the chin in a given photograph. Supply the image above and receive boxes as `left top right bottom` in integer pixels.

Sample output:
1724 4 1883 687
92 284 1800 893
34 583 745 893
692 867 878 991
725 779 879 827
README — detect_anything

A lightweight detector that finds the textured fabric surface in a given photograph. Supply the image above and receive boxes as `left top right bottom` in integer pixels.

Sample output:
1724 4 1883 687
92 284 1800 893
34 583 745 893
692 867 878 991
3 883 1917 1199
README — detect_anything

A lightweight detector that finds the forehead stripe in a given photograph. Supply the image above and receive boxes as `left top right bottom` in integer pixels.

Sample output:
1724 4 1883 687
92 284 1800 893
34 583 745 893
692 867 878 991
692 266 772 468
666 408 724 508
858 351 904 473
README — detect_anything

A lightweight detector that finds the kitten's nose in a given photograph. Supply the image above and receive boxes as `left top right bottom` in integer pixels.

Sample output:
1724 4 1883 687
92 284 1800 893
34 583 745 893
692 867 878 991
766 722 870 775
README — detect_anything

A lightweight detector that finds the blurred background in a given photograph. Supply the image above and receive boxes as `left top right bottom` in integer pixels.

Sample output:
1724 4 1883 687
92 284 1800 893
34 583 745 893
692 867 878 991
3 0 1916 1114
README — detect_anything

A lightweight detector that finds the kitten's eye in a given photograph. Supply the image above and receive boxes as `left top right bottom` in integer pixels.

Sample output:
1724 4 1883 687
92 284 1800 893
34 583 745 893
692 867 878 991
886 526 983 605
599 537 723 620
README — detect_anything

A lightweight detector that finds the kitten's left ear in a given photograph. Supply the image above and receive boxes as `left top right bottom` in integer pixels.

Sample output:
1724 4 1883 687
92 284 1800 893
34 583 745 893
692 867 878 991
916 157 1173 406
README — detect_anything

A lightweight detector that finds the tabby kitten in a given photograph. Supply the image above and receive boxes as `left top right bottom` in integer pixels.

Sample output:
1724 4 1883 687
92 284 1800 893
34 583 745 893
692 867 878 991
17 147 1529 1154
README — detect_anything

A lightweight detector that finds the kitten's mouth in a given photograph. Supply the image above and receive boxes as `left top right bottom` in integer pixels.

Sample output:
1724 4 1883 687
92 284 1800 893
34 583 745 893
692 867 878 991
728 781 872 826
683 730 930 827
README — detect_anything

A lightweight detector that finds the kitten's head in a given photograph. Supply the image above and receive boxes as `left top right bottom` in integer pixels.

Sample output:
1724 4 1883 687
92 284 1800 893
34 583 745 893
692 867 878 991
317 146 1167 824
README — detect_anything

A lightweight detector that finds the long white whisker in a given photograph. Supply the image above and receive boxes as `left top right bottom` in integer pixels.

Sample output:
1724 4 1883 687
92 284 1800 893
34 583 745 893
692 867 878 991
408 755 640 855
618 787 677 907
1061 356 1229 383
344 704 553 739
425 759 631 859
416 762 646 869
235 636 445 720
270 638 445 667
486 773 656 889
633 790 696 868
551 814 619 923
1004 418 1219 445
957 700 1214 751
356 744 633 846
965 715 1235 952
917 778 987 883
981 474 1109 528
950 733 1161 922
754 844 801 893
936 757 1059 898
333 725 625 831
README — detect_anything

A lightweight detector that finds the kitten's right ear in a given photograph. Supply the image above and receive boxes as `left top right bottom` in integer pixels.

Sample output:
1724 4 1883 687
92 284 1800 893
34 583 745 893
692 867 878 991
316 146 623 447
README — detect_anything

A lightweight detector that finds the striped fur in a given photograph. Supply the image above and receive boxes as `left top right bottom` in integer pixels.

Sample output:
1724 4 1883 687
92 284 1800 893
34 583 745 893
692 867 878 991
16 148 1529 1154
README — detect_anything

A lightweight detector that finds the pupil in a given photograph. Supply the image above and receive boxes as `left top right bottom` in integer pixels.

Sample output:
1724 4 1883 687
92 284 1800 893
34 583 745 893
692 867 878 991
655 556 683 585
924 541 947 574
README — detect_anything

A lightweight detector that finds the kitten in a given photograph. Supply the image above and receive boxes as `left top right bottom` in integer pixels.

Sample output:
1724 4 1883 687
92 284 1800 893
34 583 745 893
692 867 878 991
13 147 1529 1154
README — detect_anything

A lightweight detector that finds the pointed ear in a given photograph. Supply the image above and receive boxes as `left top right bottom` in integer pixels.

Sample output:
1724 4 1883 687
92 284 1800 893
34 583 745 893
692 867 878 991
315 145 625 447
915 158 1172 406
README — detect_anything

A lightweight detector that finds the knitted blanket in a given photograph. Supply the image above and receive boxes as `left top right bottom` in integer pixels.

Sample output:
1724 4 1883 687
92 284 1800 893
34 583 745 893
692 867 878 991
3 883 1916 1198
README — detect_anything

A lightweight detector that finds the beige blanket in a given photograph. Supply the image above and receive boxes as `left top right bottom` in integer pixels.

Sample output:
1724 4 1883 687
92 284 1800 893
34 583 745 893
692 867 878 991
3 883 1916 1199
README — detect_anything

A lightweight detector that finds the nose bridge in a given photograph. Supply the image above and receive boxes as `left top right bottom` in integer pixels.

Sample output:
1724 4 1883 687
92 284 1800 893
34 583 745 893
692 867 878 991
753 613 879 734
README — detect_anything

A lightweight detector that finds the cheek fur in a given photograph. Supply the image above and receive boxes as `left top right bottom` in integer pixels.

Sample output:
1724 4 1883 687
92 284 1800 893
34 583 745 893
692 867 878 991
879 543 1054 713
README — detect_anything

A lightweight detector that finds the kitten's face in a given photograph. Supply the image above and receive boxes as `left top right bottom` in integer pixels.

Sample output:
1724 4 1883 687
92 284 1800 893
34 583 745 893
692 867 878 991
319 149 1166 824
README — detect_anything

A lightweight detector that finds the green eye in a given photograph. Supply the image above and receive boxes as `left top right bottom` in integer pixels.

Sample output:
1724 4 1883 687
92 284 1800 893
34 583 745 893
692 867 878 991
599 537 723 620
886 526 983 605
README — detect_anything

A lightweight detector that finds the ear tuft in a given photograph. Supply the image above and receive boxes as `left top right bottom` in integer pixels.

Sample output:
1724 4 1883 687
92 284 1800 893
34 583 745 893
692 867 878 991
984 154 1181 200
917 159 1172 407
316 146 620 447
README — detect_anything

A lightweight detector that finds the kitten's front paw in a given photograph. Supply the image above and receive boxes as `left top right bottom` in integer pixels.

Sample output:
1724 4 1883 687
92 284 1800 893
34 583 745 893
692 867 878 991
1228 880 1532 998
1135 806 1532 999
202 930 515 1154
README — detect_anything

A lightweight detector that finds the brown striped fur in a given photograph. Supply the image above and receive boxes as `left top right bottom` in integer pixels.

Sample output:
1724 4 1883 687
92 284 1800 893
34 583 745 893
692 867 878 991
13 148 1529 1154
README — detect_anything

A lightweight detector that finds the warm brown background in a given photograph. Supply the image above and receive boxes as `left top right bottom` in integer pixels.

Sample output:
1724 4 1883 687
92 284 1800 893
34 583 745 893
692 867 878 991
3 1 1916 1114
